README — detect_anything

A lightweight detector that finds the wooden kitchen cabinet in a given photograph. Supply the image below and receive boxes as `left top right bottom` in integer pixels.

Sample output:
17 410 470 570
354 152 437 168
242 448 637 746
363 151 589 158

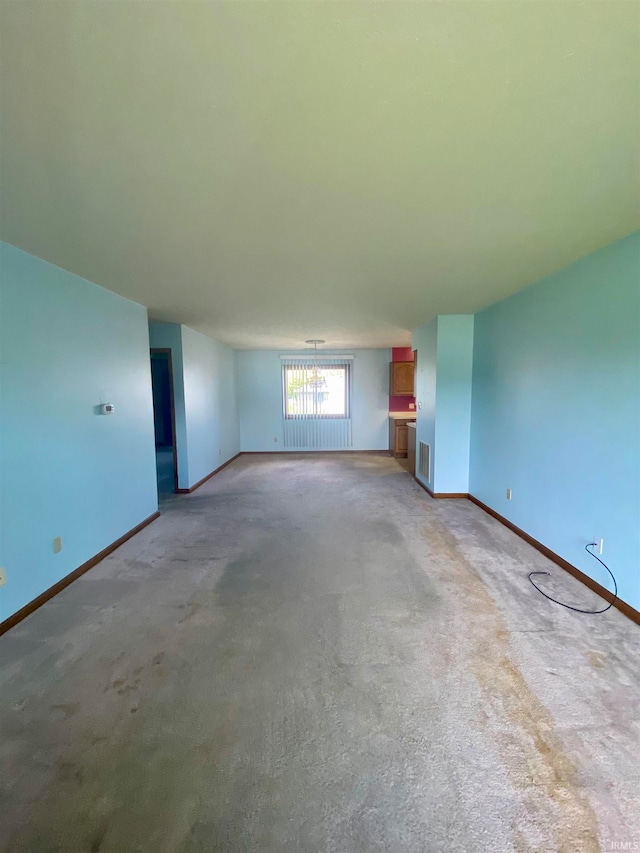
390 361 414 396
389 417 415 457
395 424 409 455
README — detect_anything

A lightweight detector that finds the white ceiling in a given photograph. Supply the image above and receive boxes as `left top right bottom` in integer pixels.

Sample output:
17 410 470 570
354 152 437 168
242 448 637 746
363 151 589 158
1 1 638 350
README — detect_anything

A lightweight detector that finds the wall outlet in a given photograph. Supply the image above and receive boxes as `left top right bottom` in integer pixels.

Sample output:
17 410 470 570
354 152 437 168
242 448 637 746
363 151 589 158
409 403 415 409
53 536 63 554
593 538 604 555
506 488 512 500
274 437 278 443
0 567 6 587
219 448 222 455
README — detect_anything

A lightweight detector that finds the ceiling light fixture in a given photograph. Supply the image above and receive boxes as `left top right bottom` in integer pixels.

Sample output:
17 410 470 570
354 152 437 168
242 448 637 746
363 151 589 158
305 339 325 349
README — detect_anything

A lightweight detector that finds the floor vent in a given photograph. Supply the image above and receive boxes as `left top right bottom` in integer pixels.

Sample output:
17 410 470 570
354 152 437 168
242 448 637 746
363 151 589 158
418 441 431 482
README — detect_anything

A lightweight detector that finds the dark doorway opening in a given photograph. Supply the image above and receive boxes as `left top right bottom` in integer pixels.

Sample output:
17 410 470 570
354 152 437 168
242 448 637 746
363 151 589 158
150 349 178 495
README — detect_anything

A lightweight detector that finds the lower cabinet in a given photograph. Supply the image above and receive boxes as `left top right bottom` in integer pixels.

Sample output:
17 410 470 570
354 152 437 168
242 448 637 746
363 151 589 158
389 418 415 457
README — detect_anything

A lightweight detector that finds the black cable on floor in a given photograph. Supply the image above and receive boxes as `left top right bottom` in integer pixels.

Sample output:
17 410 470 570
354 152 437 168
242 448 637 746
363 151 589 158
528 543 618 614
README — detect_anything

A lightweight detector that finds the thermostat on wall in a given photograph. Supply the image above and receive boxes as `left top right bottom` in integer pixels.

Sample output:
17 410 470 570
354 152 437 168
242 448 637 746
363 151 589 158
100 403 115 415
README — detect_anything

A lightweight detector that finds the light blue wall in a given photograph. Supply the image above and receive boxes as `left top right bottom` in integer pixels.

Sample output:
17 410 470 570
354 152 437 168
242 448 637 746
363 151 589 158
412 319 437 489
350 349 391 450
0 242 158 621
470 232 640 610
434 315 474 493
412 316 474 493
148 322 189 488
237 350 390 451
181 325 240 485
149 322 240 489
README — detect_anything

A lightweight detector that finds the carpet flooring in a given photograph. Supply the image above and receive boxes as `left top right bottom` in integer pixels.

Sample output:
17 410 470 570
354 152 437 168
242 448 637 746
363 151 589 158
1 453 638 852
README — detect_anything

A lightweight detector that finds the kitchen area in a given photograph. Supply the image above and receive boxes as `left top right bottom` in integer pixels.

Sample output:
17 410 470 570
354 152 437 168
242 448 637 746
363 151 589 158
388 347 417 475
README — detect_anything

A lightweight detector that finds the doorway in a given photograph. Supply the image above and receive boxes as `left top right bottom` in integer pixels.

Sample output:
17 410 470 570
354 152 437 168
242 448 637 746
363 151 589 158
150 349 178 495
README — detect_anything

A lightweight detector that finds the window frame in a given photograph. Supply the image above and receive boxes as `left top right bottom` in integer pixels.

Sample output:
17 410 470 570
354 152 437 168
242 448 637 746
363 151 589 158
282 362 351 420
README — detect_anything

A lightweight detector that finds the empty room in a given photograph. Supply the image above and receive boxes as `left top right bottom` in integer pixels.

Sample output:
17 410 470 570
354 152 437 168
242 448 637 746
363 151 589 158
0 2 639 851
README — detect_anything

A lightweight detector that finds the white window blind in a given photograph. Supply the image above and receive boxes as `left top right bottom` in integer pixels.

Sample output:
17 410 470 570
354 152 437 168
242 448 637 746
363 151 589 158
281 356 353 449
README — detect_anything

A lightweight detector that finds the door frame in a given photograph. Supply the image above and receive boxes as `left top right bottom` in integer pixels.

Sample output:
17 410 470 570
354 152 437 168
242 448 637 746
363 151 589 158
150 347 179 494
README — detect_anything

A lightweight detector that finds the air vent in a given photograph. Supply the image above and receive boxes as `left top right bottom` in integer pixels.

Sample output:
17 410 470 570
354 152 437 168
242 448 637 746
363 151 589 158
418 441 431 482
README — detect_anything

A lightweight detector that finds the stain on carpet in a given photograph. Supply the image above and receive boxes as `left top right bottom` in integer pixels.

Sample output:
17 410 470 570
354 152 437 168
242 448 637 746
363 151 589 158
423 513 600 853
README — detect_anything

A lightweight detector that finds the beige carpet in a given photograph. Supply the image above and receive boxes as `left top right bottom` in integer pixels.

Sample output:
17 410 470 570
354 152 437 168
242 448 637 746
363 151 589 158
1 453 638 852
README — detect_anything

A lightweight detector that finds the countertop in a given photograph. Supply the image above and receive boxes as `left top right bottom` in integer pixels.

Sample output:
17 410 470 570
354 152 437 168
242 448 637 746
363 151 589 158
389 412 416 420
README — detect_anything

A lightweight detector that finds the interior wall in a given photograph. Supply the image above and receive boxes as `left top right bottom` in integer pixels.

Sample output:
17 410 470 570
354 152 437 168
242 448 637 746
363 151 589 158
434 315 474 493
0 242 158 622
412 319 438 489
237 349 390 451
149 322 240 489
470 231 640 611
181 325 240 485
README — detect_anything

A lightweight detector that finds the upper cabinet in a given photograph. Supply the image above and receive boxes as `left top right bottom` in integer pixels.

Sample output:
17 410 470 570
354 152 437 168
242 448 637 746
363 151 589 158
390 361 415 396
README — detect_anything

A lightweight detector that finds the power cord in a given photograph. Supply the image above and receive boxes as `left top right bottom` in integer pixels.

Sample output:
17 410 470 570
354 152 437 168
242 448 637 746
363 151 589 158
528 543 618 614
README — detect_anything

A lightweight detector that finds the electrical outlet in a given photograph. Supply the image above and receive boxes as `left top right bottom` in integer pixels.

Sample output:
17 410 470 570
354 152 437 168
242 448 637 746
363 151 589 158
593 538 604 555
219 448 222 455
506 488 512 500
53 536 63 554
0 567 6 587
274 437 278 443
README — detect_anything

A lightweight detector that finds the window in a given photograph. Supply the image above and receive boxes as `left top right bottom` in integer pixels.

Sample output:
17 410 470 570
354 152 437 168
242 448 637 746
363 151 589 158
283 363 351 419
